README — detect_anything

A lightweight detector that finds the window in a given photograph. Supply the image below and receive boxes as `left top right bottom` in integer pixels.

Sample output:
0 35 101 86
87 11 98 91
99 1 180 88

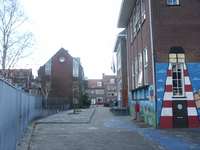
172 64 184 96
107 86 110 90
107 92 111 97
96 90 99 94
167 0 179 5
130 18 133 41
133 9 137 37
100 90 104 94
143 47 148 85
97 82 102 86
111 86 114 90
97 97 103 102
45 59 51 75
138 53 143 86
110 79 115 84
111 92 115 96
146 87 149 98
132 62 134 89
135 57 138 88
73 59 79 77
136 0 140 32
141 0 146 23
117 45 121 71
91 91 94 93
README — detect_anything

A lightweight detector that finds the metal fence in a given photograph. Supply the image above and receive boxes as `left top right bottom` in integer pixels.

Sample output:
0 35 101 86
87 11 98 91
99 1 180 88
109 101 129 116
0 78 43 150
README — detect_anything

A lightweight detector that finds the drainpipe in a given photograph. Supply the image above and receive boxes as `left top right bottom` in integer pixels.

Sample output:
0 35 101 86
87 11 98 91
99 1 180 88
149 0 157 126
126 27 129 105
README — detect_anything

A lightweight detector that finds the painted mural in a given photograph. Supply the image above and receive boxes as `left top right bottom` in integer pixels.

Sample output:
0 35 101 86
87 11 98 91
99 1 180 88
156 63 200 128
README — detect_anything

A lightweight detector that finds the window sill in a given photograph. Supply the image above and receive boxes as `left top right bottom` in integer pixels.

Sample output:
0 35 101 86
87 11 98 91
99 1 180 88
130 85 149 91
167 4 180 6
172 96 187 98
131 98 149 101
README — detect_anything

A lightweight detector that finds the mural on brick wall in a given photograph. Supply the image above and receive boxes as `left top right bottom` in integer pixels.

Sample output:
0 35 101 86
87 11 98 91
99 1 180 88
156 63 200 128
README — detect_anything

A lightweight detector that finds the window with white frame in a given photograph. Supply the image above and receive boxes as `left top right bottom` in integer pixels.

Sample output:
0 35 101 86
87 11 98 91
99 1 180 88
138 53 143 86
110 79 115 84
107 86 110 90
143 47 148 85
45 59 51 75
132 62 134 89
100 90 104 94
111 92 115 96
172 64 184 96
136 0 140 32
96 90 99 94
141 0 146 23
107 92 111 97
167 0 179 5
73 59 79 77
130 18 133 41
97 97 103 102
135 57 138 88
133 9 136 37
117 45 121 71
97 82 102 86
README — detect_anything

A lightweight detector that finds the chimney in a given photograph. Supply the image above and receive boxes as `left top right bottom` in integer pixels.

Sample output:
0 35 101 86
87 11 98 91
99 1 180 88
102 73 105 79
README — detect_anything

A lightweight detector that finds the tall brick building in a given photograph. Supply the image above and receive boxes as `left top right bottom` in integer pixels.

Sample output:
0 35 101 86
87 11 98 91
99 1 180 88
38 48 85 99
117 0 200 128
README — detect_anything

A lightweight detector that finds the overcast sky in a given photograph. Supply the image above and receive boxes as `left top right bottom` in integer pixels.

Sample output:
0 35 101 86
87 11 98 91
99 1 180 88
20 0 124 79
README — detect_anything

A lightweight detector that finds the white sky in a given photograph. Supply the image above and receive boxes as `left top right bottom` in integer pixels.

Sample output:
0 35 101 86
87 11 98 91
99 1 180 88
20 0 124 79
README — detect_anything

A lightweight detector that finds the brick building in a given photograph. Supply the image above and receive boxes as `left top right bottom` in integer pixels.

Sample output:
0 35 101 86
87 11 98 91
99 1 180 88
117 0 200 128
85 74 117 105
38 48 85 101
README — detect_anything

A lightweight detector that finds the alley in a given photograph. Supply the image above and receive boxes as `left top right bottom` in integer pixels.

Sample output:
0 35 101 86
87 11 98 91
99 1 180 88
28 106 200 150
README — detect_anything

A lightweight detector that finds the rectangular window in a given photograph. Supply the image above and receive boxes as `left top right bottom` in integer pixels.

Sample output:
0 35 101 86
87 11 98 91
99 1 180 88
136 0 140 32
130 18 133 41
73 59 79 77
135 57 138 88
45 59 51 75
143 47 148 85
141 0 146 23
167 0 179 5
107 86 110 90
107 92 111 97
117 45 121 71
110 79 115 84
133 9 137 37
172 64 184 96
132 62 134 89
100 90 104 94
96 90 99 94
97 97 103 102
138 53 143 86
97 82 102 86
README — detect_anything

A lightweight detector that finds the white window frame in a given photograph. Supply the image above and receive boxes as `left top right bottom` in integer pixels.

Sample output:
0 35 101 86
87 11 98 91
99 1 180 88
110 79 115 84
45 59 51 75
107 92 111 97
97 97 103 102
141 0 146 23
167 0 179 5
130 18 133 41
117 45 121 71
73 59 79 77
133 9 137 37
172 63 185 96
132 62 134 89
136 0 140 32
143 47 148 85
135 57 138 88
107 86 110 90
97 82 102 86
138 53 143 87
100 90 104 94
96 90 99 94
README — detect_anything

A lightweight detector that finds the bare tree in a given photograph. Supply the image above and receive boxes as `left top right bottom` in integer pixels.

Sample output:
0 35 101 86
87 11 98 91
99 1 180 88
0 0 35 78
38 75 51 107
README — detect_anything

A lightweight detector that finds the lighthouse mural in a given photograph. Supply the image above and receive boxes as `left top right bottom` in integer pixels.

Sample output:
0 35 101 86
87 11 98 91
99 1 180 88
157 47 200 128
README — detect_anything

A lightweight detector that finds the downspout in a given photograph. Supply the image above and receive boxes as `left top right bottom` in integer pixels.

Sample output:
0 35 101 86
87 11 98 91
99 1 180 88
149 0 157 126
126 26 129 106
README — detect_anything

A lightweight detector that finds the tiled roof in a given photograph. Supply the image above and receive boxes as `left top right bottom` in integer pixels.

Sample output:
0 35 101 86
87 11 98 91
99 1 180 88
88 79 103 88
0 69 31 76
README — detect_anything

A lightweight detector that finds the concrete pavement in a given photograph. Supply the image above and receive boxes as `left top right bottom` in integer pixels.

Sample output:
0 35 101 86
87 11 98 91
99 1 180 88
16 105 200 150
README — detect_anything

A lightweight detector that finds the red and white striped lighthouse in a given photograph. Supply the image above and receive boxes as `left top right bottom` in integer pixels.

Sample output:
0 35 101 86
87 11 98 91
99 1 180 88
159 62 200 128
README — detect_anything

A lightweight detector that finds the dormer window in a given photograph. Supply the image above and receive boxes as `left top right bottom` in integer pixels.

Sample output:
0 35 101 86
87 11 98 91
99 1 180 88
110 79 115 84
97 82 102 86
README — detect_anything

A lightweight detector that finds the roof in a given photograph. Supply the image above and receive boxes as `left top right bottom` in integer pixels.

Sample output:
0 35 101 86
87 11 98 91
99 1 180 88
0 69 32 76
103 75 116 84
88 79 104 88
113 29 126 52
117 0 136 28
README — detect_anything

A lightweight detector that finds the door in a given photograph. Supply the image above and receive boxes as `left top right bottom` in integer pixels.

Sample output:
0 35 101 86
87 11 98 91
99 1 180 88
172 100 188 128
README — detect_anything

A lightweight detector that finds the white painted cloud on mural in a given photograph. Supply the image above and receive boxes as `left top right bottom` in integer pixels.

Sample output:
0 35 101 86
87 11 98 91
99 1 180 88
157 87 164 92
192 77 200 81
158 79 164 82
158 69 167 73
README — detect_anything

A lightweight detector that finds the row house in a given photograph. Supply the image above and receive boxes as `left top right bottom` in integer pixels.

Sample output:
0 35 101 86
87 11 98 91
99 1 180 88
116 0 200 128
38 48 85 105
0 69 33 93
85 74 117 105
